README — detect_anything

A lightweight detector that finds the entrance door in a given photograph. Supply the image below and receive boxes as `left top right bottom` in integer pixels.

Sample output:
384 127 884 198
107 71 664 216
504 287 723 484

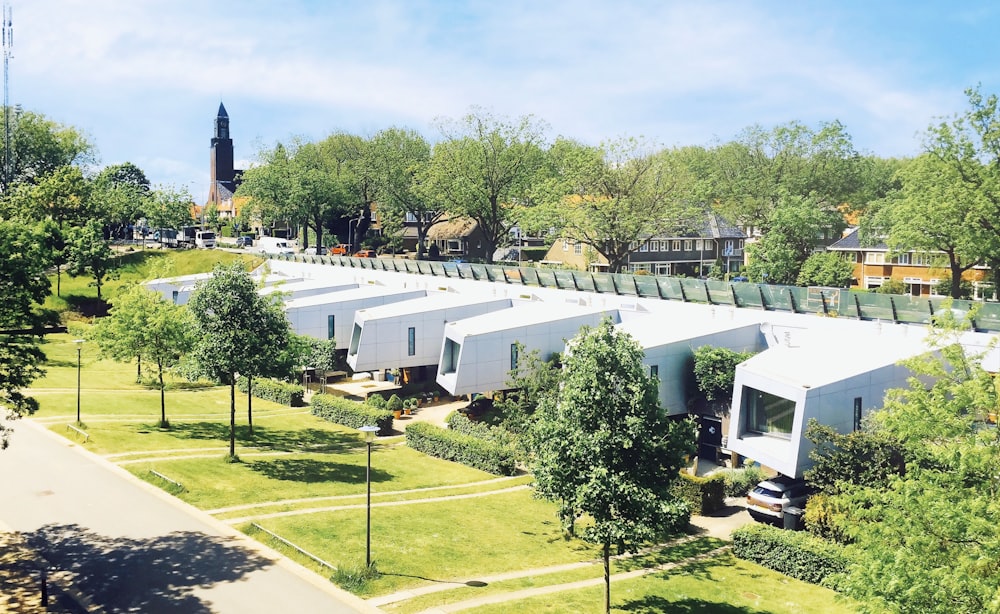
698 416 723 461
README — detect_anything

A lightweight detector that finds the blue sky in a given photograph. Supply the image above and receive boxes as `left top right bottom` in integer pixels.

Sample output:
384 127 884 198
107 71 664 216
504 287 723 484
12 1 1000 202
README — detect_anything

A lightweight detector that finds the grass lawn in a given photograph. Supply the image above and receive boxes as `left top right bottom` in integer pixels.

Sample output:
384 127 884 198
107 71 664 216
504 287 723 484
463 552 857 614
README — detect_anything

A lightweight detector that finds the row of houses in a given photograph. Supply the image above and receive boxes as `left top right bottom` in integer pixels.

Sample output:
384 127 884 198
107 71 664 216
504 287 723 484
147 258 1000 479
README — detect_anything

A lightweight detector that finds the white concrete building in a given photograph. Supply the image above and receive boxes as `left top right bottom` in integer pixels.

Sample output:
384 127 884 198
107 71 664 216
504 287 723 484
284 287 426 349
347 294 513 373
259 279 358 301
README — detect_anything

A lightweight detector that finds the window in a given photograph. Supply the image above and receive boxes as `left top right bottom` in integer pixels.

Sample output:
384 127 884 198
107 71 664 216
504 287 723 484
574 243 582 255
865 252 886 264
649 364 659 378
655 263 671 275
683 240 693 251
446 239 462 253
348 323 361 355
407 327 416 356
853 397 863 431
510 343 519 371
672 240 681 251
327 315 335 340
742 386 795 438
896 253 911 265
639 241 649 252
562 240 569 252
695 239 703 251
442 339 461 373
171 290 179 304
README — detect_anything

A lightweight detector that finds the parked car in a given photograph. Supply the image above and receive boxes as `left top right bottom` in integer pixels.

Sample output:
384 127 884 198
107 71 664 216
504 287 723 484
235 235 254 248
746 475 811 524
458 396 494 421
353 249 377 258
329 244 351 256
303 246 318 255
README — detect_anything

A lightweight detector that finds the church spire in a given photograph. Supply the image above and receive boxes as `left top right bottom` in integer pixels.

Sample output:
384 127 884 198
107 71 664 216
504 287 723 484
214 102 230 140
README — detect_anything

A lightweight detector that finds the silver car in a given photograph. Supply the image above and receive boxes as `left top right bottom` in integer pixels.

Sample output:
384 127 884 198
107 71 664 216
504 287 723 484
746 475 810 523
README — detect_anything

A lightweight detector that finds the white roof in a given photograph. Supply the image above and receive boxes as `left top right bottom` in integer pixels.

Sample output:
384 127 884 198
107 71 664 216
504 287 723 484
445 302 617 338
354 293 511 322
616 302 761 348
259 279 357 296
283 286 426 309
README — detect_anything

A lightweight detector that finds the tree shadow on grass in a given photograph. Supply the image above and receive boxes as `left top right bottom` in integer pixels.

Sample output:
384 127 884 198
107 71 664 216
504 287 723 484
24 523 274 613
619 596 757 614
247 458 392 484
168 422 357 453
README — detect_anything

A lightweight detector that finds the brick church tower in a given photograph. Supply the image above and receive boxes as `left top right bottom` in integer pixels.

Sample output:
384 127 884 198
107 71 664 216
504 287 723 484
206 103 242 212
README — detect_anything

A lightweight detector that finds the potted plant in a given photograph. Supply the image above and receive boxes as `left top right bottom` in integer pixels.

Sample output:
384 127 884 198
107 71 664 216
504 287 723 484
403 398 416 415
387 394 404 419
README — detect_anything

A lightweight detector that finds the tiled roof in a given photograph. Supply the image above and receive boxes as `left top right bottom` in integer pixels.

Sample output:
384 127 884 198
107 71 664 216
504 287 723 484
828 228 888 251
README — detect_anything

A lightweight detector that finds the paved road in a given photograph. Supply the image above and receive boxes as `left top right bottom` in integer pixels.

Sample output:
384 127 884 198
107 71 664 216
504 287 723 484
0 418 379 614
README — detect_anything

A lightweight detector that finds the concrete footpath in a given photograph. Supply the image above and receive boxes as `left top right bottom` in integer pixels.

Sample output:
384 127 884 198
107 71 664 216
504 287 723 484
0 418 379 614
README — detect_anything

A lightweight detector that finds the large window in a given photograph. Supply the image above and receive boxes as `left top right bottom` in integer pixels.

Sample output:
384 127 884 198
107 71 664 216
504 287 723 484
407 327 416 356
510 343 519 371
442 339 461 373
742 387 795 438
327 315 335 340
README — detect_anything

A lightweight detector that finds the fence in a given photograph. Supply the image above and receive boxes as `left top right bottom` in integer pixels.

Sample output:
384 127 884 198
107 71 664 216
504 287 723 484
277 254 1000 333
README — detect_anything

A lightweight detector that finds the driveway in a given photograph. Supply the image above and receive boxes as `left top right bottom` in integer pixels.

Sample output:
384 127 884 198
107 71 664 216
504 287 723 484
0 418 379 613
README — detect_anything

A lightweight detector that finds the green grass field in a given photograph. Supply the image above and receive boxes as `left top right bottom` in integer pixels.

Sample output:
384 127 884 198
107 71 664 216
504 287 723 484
22 250 858 612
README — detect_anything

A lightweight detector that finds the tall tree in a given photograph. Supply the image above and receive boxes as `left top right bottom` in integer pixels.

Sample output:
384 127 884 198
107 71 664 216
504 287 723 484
427 109 547 262
0 108 95 193
65 219 115 300
866 154 990 298
534 137 701 273
0 220 53 449
531 319 695 614
145 185 195 233
187 263 291 457
90 285 195 426
744 196 845 284
369 127 442 259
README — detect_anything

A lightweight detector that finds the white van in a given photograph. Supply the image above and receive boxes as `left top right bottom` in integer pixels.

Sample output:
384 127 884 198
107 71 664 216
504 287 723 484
195 230 216 249
257 236 294 255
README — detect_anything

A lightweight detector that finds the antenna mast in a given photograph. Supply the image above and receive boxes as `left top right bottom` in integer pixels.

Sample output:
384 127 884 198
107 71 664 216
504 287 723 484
2 3 12 192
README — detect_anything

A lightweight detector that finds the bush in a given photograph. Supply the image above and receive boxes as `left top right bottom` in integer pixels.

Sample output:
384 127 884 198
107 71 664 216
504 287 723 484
386 394 403 413
672 472 727 515
366 394 387 409
236 376 304 406
310 393 394 435
721 465 765 497
405 422 517 476
732 522 848 586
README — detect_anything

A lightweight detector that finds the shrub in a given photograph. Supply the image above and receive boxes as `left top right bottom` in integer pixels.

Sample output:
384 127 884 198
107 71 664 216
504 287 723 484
405 422 517 476
732 522 848 586
310 393 393 435
366 394 387 409
236 376 304 406
386 394 403 413
721 465 765 497
672 472 726 515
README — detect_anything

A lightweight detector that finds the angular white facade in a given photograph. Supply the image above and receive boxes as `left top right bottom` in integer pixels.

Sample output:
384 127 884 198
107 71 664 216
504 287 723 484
284 287 426 349
259 279 358 301
436 303 620 396
347 294 513 373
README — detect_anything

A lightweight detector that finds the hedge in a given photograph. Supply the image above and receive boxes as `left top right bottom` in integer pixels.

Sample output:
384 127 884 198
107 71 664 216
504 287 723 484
731 522 847 586
236 376 304 407
405 422 517 476
721 466 765 498
310 393 394 435
672 472 727 515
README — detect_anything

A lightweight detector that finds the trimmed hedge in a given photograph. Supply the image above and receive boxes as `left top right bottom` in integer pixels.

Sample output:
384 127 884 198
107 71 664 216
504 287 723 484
310 393 394 435
237 376 304 407
732 522 847 586
405 422 517 476
672 472 727 515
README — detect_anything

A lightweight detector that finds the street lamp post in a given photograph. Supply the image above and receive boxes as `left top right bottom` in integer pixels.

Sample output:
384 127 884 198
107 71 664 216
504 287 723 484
74 339 84 424
359 425 379 568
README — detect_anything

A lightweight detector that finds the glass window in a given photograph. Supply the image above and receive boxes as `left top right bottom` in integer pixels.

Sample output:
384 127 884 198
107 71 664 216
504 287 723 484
650 364 658 378
574 243 583 255
639 241 649 252
684 240 693 251
348 323 361 355
563 240 569 252
896 253 910 265
511 343 519 371
854 397 863 431
672 240 681 251
327 315 335 340
171 290 179 304
695 240 703 251
442 339 461 373
408 327 416 356
865 252 885 264
742 386 795 438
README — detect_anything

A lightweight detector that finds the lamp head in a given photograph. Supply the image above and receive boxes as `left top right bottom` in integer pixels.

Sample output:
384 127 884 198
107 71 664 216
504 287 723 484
359 425 379 443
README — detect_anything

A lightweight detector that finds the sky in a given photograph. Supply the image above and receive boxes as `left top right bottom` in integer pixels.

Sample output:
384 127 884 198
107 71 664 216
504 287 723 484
10 1 1000 202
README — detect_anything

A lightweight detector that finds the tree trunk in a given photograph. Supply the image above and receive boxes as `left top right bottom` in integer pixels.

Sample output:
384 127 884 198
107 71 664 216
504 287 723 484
158 358 166 427
949 256 963 299
229 380 236 458
247 377 254 436
603 540 611 614
56 265 62 297
416 225 427 259
136 355 142 383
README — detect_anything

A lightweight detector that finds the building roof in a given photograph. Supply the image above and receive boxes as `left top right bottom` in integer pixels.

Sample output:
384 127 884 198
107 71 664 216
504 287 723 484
828 228 888 251
284 287 425 309
444 302 617 338
355 293 511 322
428 217 478 240
615 303 760 348
217 102 228 118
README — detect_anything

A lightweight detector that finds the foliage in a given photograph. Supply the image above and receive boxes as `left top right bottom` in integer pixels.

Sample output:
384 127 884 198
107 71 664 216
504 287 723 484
0 220 53 448
796 251 855 287
89 284 196 426
426 108 547 262
530 318 696 613
404 422 518 476
145 185 195 231
671 472 726 515
731 523 848 586
494 344 560 434
874 278 906 294
236 376 304 407
386 393 404 413
803 419 910 496
721 465 766 497
692 345 755 403
186 262 292 456
65 218 116 301
0 108 95 192
744 196 846 285
309 393 394 435
330 561 381 593
934 274 973 299
365 394 387 410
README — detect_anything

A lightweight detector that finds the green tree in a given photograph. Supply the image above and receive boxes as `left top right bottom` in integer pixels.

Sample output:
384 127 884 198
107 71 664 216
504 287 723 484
237 143 296 235
0 220 53 448
65 219 115 300
494 343 560 435
0 108 95 192
146 185 195 233
691 346 755 404
744 196 845 284
187 263 292 455
796 251 855 287
531 319 695 614
534 138 701 273
92 162 152 241
427 108 547 262
825 308 1000 613
90 285 196 426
